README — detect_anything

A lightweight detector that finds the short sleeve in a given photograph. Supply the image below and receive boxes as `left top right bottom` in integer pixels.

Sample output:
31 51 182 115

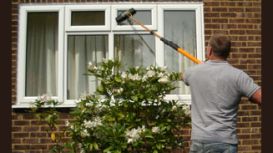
237 71 260 98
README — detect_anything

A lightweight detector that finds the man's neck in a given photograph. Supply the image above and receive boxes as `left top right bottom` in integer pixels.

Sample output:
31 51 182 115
209 55 226 61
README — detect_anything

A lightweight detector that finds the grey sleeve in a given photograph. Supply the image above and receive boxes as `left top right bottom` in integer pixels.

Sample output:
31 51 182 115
237 71 260 98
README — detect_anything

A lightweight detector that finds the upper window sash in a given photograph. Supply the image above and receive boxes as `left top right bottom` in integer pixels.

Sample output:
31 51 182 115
65 5 110 31
158 3 205 61
112 5 157 31
16 5 64 105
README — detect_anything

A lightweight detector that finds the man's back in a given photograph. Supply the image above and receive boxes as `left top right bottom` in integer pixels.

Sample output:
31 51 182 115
184 60 260 144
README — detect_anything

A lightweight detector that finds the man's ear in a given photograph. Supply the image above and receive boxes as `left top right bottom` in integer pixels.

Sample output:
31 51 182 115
206 46 212 59
208 47 213 57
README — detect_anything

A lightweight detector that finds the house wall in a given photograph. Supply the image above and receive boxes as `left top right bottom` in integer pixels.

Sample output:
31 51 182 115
11 0 261 152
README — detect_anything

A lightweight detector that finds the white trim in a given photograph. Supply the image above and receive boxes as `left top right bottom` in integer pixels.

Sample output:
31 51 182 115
165 95 192 105
65 5 110 32
195 4 205 61
16 5 64 106
158 3 205 101
16 5 27 105
111 5 157 31
14 3 204 108
157 4 205 62
108 32 114 60
63 32 110 103
156 6 164 67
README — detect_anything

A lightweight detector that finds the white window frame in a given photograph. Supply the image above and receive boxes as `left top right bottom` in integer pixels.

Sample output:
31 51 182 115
65 5 110 32
15 5 64 108
158 4 205 104
63 32 112 105
13 3 204 108
111 4 157 31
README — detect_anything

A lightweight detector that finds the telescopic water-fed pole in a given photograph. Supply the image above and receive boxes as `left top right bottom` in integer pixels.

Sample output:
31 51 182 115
115 8 202 64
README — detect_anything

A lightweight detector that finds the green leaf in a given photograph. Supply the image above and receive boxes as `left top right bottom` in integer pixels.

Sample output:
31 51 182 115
93 143 99 150
103 146 113 153
145 134 154 139
153 150 158 153
115 76 122 83
156 143 163 150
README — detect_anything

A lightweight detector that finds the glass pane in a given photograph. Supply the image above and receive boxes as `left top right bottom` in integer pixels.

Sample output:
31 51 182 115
117 10 151 25
114 35 155 70
164 10 196 94
67 35 108 99
71 11 105 25
25 12 58 96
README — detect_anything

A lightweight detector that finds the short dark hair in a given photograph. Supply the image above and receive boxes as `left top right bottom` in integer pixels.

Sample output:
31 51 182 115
209 34 231 58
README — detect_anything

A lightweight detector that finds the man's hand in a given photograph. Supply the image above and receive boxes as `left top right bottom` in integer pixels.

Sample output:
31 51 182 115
250 89 262 105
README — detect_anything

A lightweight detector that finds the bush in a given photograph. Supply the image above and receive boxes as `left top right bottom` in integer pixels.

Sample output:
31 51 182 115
32 59 191 153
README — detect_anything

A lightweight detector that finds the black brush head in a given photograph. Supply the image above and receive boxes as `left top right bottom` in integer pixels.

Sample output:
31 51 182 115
116 8 136 23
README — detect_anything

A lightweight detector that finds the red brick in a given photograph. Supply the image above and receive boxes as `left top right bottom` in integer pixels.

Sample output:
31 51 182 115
231 53 247 58
242 117 258 122
251 134 261 139
13 145 30 150
221 13 237 17
242 140 259 145
204 1 220 6
11 0 262 152
22 138 39 144
220 2 236 7
14 121 30 126
250 111 261 115
12 126 22 132
252 145 261 150
204 13 220 18
23 126 40 132
238 134 250 139
230 30 245 35
212 7 228 12
12 138 21 143
13 132 29 138
30 145 47 149
212 18 228 23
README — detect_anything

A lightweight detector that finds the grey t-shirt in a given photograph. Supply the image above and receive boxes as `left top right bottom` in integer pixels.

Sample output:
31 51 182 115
184 60 260 144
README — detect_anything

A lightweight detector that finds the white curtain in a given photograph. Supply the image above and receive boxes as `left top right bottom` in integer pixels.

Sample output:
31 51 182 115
67 35 108 99
25 12 58 96
114 35 155 70
164 10 196 94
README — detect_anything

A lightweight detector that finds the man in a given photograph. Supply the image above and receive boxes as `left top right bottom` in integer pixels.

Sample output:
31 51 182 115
182 34 261 153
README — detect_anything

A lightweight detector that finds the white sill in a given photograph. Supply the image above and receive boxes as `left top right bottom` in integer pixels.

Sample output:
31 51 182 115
12 103 76 109
12 95 192 109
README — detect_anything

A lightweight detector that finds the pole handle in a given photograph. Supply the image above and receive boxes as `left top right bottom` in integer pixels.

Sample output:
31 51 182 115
177 48 202 64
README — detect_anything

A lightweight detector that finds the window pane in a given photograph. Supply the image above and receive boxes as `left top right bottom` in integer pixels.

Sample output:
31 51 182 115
67 35 108 99
25 12 58 96
114 35 155 70
71 11 105 25
117 10 151 25
164 10 196 94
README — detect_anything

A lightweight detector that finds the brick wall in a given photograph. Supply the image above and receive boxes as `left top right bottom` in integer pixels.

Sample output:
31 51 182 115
203 1 261 152
11 0 261 152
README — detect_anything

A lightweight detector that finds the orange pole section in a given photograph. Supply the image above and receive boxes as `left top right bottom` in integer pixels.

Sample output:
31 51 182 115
177 48 202 64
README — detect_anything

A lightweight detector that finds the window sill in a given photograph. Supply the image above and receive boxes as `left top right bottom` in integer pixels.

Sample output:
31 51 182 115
12 102 77 109
12 95 191 109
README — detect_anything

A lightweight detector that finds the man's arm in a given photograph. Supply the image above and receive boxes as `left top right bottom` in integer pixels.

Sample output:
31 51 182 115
249 89 262 105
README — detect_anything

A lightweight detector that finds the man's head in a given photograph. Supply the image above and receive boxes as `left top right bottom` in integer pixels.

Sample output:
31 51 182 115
206 34 231 60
